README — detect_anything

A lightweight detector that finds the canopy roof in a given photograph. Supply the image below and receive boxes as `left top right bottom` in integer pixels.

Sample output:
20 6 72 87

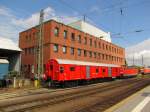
0 37 21 51
0 59 9 64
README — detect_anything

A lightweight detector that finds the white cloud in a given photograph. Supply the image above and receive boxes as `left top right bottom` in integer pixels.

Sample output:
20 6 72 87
11 7 56 28
0 6 13 17
0 6 80 44
126 38 150 66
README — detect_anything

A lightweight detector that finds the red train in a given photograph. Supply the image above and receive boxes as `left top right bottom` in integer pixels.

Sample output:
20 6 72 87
44 59 150 86
140 68 150 75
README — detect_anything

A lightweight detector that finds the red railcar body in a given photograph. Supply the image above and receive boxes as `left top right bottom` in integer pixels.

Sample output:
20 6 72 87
123 68 139 77
45 59 139 84
143 68 150 74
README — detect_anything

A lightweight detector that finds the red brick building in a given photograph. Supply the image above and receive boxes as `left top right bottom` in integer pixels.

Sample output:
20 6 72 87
19 20 125 78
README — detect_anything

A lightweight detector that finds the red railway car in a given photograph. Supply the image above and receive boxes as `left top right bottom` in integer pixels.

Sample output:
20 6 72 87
142 68 150 74
45 59 121 83
44 59 139 86
122 68 138 77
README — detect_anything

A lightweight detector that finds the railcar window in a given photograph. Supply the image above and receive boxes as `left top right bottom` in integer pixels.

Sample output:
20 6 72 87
70 67 75 71
50 65 53 70
96 68 99 73
60 67 64 73
103 69 105 73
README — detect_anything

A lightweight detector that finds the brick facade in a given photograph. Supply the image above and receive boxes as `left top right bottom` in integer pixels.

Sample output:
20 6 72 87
19 20 125 78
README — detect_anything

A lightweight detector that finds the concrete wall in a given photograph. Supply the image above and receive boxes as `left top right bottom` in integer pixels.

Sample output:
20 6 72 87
68 20 111 42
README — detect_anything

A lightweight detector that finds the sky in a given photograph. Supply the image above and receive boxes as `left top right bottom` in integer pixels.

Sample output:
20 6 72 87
0 0 150 66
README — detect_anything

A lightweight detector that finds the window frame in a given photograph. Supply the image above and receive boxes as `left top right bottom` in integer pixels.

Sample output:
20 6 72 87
53 44 58 52
54 27 59 37
62 46 67 54
70 47 74 55
63 30 67 39
71 33 75 41
77 35 81 43
77 49 81 56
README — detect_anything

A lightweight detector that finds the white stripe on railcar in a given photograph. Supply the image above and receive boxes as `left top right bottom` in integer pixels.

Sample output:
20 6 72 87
56 59 120 67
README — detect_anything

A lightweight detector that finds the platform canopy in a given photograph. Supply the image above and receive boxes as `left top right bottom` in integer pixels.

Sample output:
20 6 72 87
0 37 21 51
0 37 21 72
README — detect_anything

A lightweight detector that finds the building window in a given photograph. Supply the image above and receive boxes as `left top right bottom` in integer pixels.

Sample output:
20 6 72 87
54 27 59 37
84 50 87 57
62 46 67 54
109 46 111 51
106 55 108 60
102 54 104 60
84 37 87 44
89 51 92 57
77 35 81 43
94 41 97 48
109 55 111 61
70 47 74 55
94 52 96 58
99 42 101 48
90 39 92 46
103 43 105 50
71 33 75 41
77 49 81 56
64 30 67 39
98 53 101 59
106 45 108 50
53 44 58 52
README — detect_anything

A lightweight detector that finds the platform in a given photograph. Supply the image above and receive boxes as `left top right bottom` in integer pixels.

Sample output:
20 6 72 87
105 85 150 112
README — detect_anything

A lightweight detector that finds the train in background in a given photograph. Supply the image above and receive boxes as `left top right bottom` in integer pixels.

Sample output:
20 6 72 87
44 59 150 86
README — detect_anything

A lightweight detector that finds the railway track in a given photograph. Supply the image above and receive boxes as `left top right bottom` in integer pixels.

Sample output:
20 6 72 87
74 79 150 112
0 78 150 112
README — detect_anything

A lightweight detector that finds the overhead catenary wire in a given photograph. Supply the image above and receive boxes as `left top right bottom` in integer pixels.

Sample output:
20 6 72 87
58 0 110 30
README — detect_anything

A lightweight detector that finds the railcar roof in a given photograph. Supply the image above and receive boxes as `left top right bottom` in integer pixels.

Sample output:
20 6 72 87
56 59 120 67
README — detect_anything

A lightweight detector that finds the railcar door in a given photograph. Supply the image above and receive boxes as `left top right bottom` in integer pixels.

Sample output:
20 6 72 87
108 67 112 77
50 61 59 81
86 66 90 79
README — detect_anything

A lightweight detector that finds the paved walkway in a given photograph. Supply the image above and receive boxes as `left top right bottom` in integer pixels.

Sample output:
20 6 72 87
105 85 150 112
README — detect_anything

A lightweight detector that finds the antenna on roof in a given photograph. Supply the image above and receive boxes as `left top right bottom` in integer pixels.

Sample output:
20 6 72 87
83 15 86 22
